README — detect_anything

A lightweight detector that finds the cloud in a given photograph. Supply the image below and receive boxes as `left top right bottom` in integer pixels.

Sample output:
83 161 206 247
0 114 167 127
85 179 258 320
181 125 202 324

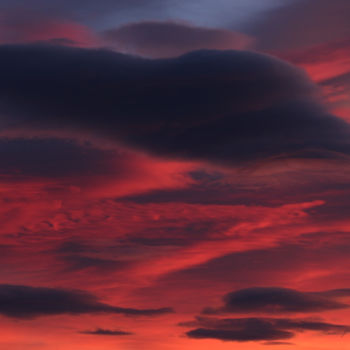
80 328 132 336
281 39 350 83
317 289 350 298
0 12 96 46
321 71 350 119
275 38 350 122
61 255 128 272
53 240 131 273
202 287 350 315
0 45 349 167
54 241 91 254
246 0 350 51
0 284 173 319
157 233 350 292
0 197 326 289
102 21 253 58
0 138 118 178
187 326 293 342
0 137 193 199
184 316 350 342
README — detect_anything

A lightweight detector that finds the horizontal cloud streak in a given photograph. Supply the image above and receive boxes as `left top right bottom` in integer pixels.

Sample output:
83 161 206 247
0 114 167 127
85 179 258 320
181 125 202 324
184 316 350 342
0 284 173 319
203 287 350 315
80 328 132 336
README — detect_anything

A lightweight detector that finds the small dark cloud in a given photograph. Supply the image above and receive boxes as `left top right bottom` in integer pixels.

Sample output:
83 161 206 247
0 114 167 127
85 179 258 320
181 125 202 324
54 241 91 254
187 327 293 342
62 255 128 272
203 287 350 315
0 284 173 319
0 45 349 167
80 328 132 336
102 20 252 58
54 240 131 272
263 341 294 346
184 316 350 342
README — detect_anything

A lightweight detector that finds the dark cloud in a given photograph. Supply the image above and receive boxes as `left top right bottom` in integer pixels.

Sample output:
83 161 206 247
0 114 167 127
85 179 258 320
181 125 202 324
1 45 350 167
121 166 350 206
54 240 131 272
62 255 128 272
80 328 132 336
187 327 293 342
184 316 350 342
203 287 350 315
0 284 173 319
54 241 91 254
102 21 252 58
0 138 119 178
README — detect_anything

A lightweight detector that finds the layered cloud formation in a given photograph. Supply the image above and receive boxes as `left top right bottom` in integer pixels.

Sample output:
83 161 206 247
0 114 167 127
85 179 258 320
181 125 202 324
183 287 350 342
185 316 350 342
1 2 350 350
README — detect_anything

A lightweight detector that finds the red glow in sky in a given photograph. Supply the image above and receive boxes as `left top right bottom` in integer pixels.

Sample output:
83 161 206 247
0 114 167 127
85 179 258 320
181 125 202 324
0 1 350 349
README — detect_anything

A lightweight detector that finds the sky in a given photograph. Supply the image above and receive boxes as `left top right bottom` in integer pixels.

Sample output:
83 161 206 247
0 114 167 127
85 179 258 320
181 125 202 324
0 0 350 349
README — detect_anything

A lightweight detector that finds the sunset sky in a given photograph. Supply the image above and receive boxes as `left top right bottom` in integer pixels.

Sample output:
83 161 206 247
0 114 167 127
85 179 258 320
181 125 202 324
0 1 350 349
